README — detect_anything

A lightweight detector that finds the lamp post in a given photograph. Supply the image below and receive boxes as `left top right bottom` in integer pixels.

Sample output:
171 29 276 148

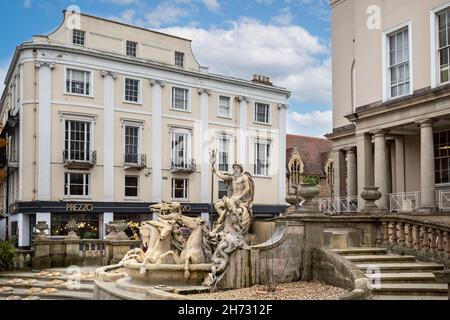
209 149 217 229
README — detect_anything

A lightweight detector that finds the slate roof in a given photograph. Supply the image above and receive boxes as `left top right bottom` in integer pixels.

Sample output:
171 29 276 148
286 134 333 176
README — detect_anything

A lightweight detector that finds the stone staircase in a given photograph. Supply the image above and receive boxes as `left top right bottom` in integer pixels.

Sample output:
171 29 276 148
332 247 448 300
0 268 95 300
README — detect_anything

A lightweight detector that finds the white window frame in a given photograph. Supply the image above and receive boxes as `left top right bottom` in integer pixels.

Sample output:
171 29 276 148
169 127 193 168
124 175 140 198
217 133 232 172
122 120 144 164
171 86 191 112
217 95 232 119
174 51 185 68
431 2 450 88
60 112 96 160
171 178 189 201
72 29 86 46
64 66 94 98
253 102 272 125
125 40 138 58
123 76 142 104
64 172 90 197
63 119 94 162
253 138 272 177
382 20 413 102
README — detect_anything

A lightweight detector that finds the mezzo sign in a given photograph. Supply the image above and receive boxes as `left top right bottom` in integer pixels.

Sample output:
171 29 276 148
66 203 94 212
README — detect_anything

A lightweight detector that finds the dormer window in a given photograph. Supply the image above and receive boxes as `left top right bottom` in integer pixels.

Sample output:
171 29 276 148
73 29 85 46
126 41 137 57
175 51 185 67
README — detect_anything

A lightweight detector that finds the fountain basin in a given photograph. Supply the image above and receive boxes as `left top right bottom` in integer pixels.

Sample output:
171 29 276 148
123 261 213 286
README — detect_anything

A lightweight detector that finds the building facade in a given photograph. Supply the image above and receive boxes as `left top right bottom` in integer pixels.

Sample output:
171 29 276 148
0 11 290 247
286 135 333 198
328 0 450 213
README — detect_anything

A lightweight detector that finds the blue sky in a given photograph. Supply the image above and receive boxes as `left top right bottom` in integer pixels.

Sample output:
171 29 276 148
0 0 332 137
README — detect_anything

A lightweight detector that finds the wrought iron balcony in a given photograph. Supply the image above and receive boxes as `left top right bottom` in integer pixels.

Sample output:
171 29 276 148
170 159 196 173
124 153 147 170
63 150 97 169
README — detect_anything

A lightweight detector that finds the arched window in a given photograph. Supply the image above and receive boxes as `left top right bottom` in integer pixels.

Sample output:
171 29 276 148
326 161 335 193
290 159 302 186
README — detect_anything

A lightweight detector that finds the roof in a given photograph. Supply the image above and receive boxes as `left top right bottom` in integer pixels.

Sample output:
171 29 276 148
286 134 333 176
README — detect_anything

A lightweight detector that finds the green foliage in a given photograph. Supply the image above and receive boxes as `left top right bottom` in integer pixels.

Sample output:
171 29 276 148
0 240 16 272
302 175 320 186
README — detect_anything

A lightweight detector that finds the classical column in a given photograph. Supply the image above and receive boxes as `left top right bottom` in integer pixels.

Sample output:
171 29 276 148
357 133 374 210
386 141 393 194
17 214 30 248
198 88 211 204
394 136 405 193
333 149 346 197
373 130 388 210
238 96 249 167
35 62 55 201
278 104 288 204
150 79 165 203
417 119 436 211
101 70 118 202
345 148 357 197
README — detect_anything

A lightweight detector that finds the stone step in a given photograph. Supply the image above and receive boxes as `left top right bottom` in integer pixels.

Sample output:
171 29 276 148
371 283 448 297
371 295 448 300
0 279 94 292
344 255 416 263
0 272 95 283
365 272 438 284
331 248 388 256
355 263 444 273
0 287 93 300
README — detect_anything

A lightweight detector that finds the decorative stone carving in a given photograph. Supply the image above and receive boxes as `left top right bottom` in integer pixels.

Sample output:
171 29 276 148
150 79 166 87
298 184 320 212
66 219 80 240
101 70 118 79
35 221 49 240
361 186 382 212
35 61 55 69
236 96 250 103
198 88 212 95
106 220 129 240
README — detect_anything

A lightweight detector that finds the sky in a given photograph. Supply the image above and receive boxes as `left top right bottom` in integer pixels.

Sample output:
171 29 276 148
0 0 332 137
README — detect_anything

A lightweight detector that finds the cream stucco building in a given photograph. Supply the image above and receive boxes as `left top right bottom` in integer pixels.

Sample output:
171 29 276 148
327 0 450 214
0 10 290 247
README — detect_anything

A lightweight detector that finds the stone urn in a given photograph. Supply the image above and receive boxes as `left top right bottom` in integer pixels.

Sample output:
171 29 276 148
106 220 129 240
361 186 382 213
66 219 80 240
298 184 320 212
35 221 49 240
285 194 298 208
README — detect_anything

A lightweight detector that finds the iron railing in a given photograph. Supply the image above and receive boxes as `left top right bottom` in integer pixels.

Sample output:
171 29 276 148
318 196 358 214
389 192 419 213
170 158 196 173
124 153 147 169
62 150 97 168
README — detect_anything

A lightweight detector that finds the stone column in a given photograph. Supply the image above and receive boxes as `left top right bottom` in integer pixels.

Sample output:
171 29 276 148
238 96 249 167
357 133 374 211
417 119 436 211
386 141 393 194
333 149 346 197
150 79 165 202
198 88 211 204
278 104 288 204
345 148 357 197
373 130 388 210
395 136 405 193
101 70 118 202
35 62 55 201
17 213 30 248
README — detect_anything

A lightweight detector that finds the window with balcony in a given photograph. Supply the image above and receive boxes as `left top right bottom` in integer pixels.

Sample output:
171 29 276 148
254 103 270 124
66 69 91 96
218 134 231 172
125 176 139 197
386 27 410 99
175 51 185 67
172 87 189 111
218 96 231 118
64 120 93 164
254 140 271 176
73 29 85 46
124 125 142 165
126 41 137 57
65 173 89 197
172 178 188 200
124 78 140 103
170 129 194 172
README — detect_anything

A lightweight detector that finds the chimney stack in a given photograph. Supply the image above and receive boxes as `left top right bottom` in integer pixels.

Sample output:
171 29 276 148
251 74 273 86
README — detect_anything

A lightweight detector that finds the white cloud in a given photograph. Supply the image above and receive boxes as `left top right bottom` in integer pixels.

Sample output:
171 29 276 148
271 7 294 26
202 0 220 11
101 0 138 5
145 3 190 28
110 9 136 24
160 17 331 105
23 0 32 8
287 110 332 137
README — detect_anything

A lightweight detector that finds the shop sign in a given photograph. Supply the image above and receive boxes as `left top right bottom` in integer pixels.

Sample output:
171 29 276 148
66 203 94 212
